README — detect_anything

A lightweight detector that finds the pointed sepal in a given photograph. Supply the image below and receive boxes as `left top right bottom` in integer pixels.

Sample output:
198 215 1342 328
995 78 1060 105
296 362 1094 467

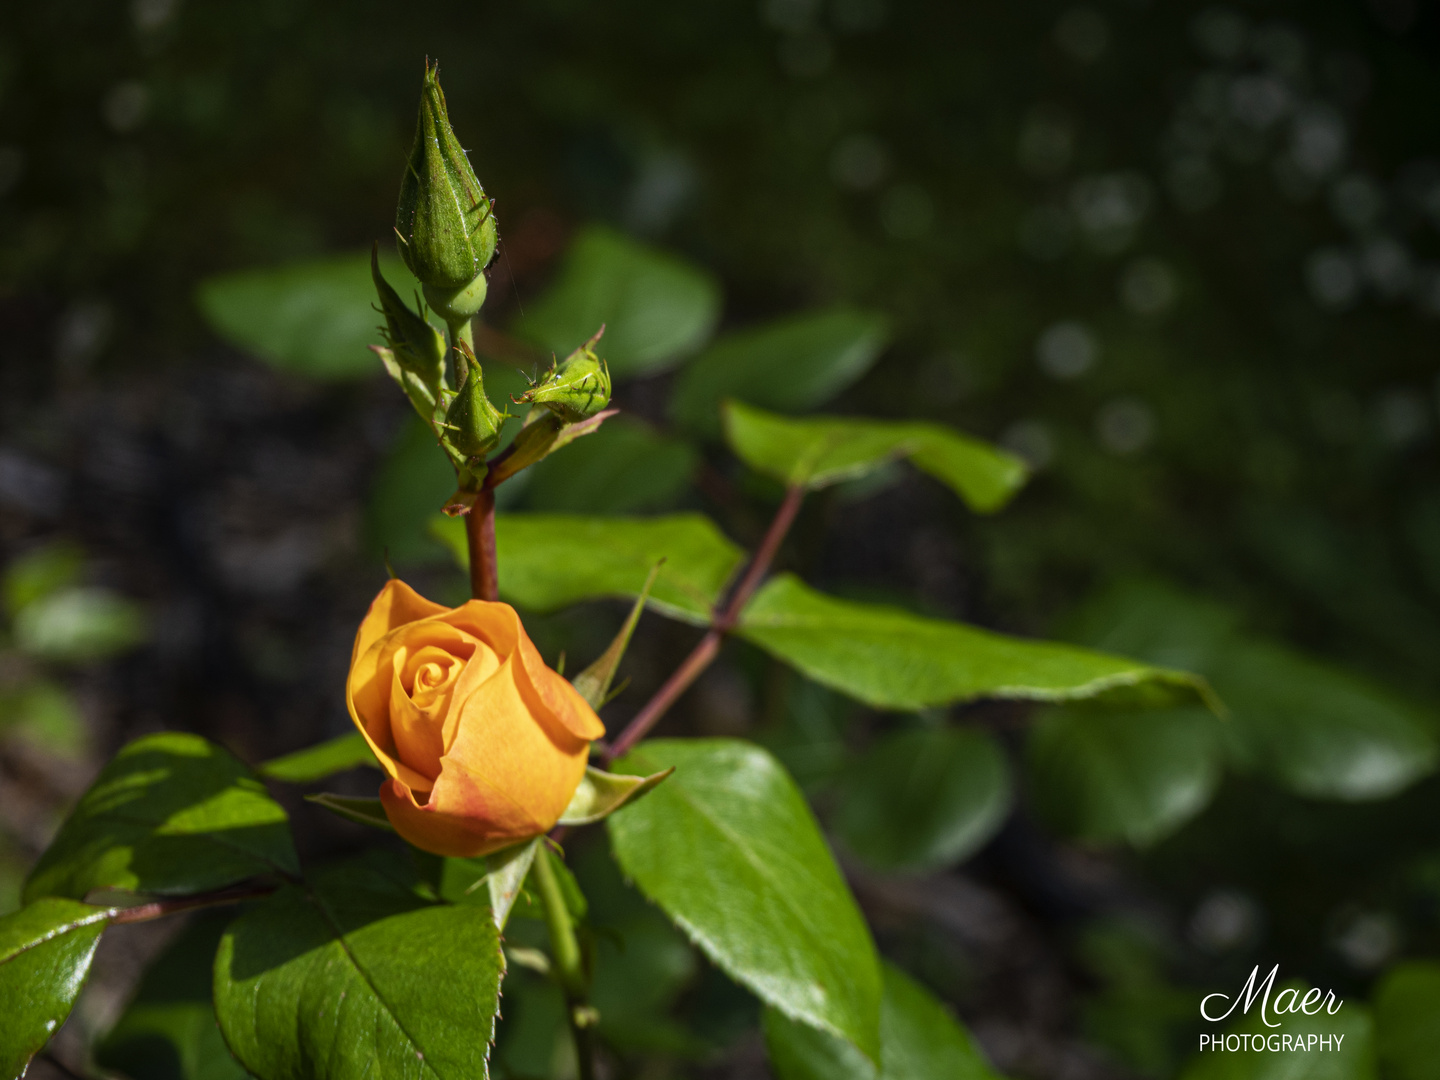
557 765 674 826
484 837 540 931
305 793 393 832
572 561 661 708
370 243 447 424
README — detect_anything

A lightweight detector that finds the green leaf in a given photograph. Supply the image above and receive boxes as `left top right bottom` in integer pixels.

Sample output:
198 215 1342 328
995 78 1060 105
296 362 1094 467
723 400 1027 513
515 225 721 379
196 251 426 381
738 575 1213 712
523 415 697 514
13 586 148 662
833 727 1011 873
1214 642 1438 801
1374 961 1440 1080
2 543 84 617
484 840 541 930
0 680 88 758
671 308 890 435
96 914 248 1080
1027 706 1224 847
260 733 377 783
765 961 1002 1080
304 794 392 832
608 738 882 1062
24 733 299 904
558 766 674 826
1178 980 1376 1080
214 854 504 1080
0 898 113 1079
432 512 745 624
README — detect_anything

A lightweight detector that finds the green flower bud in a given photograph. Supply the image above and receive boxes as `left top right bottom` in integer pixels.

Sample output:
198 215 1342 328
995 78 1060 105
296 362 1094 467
395 60 498 306
370 244 447 423
442 340 504 462
518 328 613 422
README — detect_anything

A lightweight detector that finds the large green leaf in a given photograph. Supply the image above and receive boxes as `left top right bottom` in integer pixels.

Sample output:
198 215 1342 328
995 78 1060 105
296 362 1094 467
671 308 890 435
96 914 247 1080
1179 981 1376 1080
1374 961 1440 1080
522 415 697 514
765 961 1001 1080
1027 706 1224 847
0 897 113 1079
25 733 299 903
1065 580 1439 801
197 251 425 380
833 727 1011 872
432 512 745 624
213 854 503 1080
738 575 1212 711
723 400 1027 513
608 739 882 1062
514 225 721 378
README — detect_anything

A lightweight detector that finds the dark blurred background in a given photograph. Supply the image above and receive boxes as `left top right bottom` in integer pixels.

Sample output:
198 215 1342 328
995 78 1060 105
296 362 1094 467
3 1 1440 1078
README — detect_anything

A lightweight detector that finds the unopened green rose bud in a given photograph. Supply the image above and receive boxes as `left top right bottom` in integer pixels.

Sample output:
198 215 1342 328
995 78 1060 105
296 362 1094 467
370 244 447 423
518 328 612 422
442 341 504 462
395 60 497 321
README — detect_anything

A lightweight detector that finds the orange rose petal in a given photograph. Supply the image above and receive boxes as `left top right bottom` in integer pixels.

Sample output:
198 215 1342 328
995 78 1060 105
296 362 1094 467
379 777 528 858
386 645 447 782
516 631 607 741
350 579 448 667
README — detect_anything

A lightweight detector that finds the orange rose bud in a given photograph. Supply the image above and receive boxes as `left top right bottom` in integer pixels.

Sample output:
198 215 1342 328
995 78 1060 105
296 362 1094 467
346 579 605 857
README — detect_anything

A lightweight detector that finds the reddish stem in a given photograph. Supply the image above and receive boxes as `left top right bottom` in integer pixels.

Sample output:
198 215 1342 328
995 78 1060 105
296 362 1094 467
110 882 279 925
466 487 499 602
604 485 804 762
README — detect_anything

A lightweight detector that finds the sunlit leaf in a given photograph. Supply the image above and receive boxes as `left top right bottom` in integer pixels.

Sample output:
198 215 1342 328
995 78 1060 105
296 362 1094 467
515 225 721 378
260 732 377 783
0 898 112 1079
2 543 84 617
833 727 1011 872
432 512 744 624
609 738 882 1062
213 854 503 1080
24 733 299 903
13 586 148 662
738 574 1213 711
723 400 1027 512
765 961 1002 1080
672 309 890 435
196 251 426 380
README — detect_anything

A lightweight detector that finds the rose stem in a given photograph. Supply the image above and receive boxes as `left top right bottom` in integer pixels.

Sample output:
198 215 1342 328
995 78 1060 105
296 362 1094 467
110 881 279 925
532 843 596 1080
604 484 805 763
465 487 499 602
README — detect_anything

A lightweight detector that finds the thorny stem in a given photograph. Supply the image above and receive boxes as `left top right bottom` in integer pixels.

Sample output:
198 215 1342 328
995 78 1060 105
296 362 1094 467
110 881 279 925
465 486 499 601
605 484 805 763
533 843 596 1080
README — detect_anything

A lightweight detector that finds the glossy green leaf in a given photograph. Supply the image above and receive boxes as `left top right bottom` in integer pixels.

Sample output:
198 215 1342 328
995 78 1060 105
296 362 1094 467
833 727 1011 872
304 794 391 832
1374 961 1440 1080
260 733 377 783
765 961 1002 1080
1214 643 1437 801
671 308 890 435
96 914 247 1080
24 733 299 903
723 400 1027 512
608 738 882 1062
1179 981 1376 1080
738 575 1213 711
13 586 148 662
0 898 112 1079
213 854 504 1080
196 251 426 381
558 766 674 826
1028 706 1224 847
523 415 697 514
515 226 721 378
432 512 745 624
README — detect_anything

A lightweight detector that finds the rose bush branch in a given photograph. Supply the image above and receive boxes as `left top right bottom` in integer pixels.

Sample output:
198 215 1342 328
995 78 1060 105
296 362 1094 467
606 483 805 762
